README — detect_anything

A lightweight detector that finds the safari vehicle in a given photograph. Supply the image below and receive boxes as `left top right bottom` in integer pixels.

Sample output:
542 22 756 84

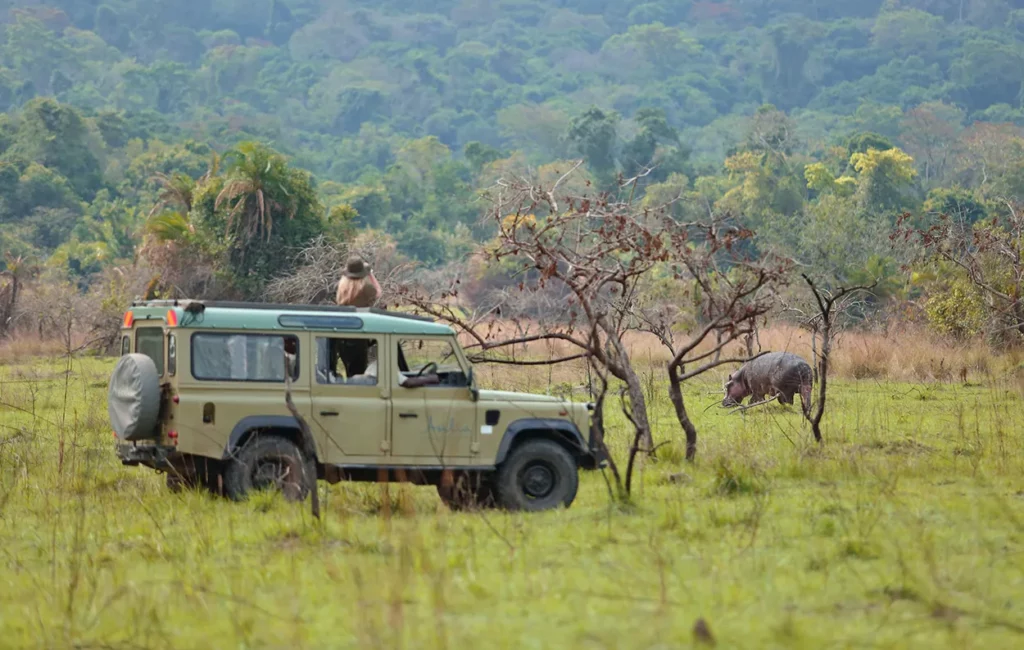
108 300 603 511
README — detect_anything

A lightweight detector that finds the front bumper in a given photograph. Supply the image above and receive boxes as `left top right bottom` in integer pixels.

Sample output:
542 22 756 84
116 443 177 469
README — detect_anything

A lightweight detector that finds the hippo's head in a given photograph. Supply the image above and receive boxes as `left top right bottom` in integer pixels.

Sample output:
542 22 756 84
722 370 750 407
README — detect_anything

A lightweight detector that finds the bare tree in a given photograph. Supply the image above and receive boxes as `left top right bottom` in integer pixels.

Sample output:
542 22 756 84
635 216 790 460
792 274 876 442
400 165 688 495
0 254 27 339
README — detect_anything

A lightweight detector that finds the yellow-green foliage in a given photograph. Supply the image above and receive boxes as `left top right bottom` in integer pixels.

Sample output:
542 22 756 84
925 281 988 339
804 162 856 197
1 356 1023 648
849 147 917 182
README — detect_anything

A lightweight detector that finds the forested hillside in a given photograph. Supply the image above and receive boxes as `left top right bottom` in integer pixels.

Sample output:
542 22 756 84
2 0 1024 332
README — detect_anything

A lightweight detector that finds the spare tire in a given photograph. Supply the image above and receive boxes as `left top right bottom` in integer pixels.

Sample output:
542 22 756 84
108 353 161 441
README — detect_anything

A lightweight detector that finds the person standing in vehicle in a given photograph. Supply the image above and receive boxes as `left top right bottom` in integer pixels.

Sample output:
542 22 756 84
335 256 381 308
333 255 381 378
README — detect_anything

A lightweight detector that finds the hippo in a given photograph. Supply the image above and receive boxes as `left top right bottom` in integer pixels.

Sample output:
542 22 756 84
722 352 813 415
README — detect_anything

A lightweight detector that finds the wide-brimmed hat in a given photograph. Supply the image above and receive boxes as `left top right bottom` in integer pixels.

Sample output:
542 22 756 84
343 256 370 279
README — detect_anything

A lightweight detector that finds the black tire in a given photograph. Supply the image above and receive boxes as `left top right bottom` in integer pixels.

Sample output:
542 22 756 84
223 436 314 502
108 353 161 441
495 439 579 512
437 472 495 511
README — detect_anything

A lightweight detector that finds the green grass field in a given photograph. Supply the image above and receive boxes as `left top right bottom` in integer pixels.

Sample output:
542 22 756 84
1 355 1023 649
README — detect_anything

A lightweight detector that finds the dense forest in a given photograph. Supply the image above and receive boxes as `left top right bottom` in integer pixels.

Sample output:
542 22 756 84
2 0 1024 338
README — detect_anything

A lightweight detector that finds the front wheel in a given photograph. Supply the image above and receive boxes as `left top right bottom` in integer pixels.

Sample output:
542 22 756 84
223 436 314 502
495 440 579 511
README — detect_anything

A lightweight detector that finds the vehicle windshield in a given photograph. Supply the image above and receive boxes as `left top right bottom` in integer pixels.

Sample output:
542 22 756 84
398 338 464 374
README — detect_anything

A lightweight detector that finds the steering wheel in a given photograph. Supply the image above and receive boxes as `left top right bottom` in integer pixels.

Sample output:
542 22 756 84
415 361 438 377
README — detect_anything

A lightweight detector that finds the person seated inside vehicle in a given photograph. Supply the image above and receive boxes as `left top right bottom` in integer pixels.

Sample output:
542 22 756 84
348 344 418 387
316 337 377 385
346 344 377 385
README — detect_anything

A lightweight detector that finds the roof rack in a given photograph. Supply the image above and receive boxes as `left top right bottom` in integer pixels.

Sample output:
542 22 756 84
128 300 435 323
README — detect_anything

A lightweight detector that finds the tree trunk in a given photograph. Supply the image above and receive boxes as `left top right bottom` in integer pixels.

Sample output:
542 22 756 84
808 325 829 443
667 364 698 461
284 352 320 519
810 331 819 383
0 272 16 338
588 372 623 498
604 327 654 453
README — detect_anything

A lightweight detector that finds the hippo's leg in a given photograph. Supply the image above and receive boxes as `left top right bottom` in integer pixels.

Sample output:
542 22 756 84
778 390 794 405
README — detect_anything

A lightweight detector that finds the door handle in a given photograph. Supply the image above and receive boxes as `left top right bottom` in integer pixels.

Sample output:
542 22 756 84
399 412 418 419
320 410 339 417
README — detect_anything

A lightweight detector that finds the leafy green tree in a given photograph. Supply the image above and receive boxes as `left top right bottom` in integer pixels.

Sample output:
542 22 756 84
601 23 701 78
846 132 895 159
14 163 82 218
193 141 324 296
23 207 80 250
850 146 918 212
463 141 504 171
1 14 72 94
871 9 945 58
761 19 824 109
5 98 102 198
798 193 891 285
951 39 1024 111
620 107 688 180
922 187 989 225
567 107 619 186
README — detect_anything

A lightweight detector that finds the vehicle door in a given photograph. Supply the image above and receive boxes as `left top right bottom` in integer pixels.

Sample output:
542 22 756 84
389 336 477 462
310 334 390 463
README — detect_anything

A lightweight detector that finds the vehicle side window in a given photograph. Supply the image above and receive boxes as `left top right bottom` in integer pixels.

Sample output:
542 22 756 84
397 338 467 386
191 333 298 382
120 336 130 356
135 327 165 376
316 337 379 385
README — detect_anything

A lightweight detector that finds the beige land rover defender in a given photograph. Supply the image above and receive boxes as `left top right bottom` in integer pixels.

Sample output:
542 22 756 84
108 300 603 511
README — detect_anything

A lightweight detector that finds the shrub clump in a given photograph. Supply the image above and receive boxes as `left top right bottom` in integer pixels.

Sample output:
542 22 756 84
924 281 986 340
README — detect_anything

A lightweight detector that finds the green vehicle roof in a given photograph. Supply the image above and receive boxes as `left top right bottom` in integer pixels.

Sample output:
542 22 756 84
124 300 454 336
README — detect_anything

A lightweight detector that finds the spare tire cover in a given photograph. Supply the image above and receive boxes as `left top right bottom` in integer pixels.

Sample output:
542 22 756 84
108 353 161 441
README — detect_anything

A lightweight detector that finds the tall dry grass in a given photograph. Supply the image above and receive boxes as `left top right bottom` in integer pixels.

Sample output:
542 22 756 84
461 322 1022 384
4 316 1017 384
0 334 85 366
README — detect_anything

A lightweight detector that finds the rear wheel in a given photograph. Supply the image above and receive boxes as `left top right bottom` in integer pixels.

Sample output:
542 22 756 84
224 436 314 502
495 439 579 512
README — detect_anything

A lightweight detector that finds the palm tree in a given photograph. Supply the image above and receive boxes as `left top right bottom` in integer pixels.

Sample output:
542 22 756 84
145 211 193 241
145 153 220 240
149 171 197 217
214 142 297 243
